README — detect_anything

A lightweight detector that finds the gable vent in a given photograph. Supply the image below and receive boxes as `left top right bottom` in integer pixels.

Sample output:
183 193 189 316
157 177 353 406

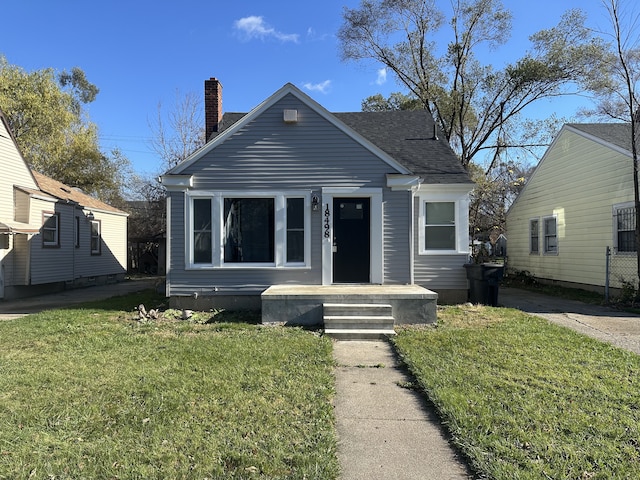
283 109 298 123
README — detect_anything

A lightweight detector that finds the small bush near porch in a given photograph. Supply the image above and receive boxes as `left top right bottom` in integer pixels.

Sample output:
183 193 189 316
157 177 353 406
0 292 338 479
394 304 640 479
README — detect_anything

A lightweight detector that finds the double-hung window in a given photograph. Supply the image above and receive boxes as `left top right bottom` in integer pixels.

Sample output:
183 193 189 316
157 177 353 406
424 202 456 251
615 205 636 253
530 219 539 254
187 192 309 268
42 212 59 247
417 189 469 255
90 220 101 255
543 216 557 254
192 198 213 263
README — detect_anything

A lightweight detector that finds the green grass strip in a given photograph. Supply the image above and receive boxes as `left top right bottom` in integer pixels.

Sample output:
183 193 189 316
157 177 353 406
394 305 640 479
0 292 338 479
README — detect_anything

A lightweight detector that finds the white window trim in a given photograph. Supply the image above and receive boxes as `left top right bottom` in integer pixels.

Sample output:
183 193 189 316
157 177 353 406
185 190 311 270
529 217 540 255
542 215 558 255
321 187 383 285
613 201 636 255
417 192 469 255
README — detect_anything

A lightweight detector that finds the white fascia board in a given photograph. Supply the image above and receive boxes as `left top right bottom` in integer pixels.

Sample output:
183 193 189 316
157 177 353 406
160 175 193 190
386 174 422 190
417 182 474 196
167 83 412 176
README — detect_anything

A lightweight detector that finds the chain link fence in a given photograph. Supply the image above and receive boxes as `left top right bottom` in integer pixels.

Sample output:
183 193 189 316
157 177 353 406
605 246 638 302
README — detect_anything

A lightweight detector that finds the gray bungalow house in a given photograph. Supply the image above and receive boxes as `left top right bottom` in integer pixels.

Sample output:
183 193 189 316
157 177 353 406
161 79 473 328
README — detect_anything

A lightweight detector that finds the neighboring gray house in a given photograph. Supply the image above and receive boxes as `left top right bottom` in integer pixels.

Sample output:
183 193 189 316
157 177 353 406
160 79 473 317
0 109 128 300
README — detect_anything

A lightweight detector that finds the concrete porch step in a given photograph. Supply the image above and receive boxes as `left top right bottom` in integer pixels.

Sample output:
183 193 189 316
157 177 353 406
323 303 393 317
323 302 396 340
323 315 395 330
324 328 397 340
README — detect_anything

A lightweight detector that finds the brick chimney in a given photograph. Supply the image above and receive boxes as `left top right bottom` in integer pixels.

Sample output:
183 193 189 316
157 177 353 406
205 77 222 141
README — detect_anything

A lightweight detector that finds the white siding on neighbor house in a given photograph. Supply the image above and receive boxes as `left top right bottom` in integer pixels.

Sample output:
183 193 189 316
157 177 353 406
0 118 38 223
166 94 412 296
507 128 635 288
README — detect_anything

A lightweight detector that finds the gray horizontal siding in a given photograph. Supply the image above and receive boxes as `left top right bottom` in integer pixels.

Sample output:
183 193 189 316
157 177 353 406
183 94 398 190
29 203 74 284
383 189 411 284
412 197 468 290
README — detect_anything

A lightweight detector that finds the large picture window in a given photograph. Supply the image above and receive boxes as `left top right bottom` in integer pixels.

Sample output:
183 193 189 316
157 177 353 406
187 192 309 269
223 198 274 263
424 202 456 250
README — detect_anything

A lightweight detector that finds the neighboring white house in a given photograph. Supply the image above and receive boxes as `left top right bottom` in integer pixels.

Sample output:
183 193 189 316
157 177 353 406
160 79 474 313
506 123 637 292
0 109 128 300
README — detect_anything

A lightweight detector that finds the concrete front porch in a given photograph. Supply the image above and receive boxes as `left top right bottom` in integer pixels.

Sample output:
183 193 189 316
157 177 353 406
261 284 438 334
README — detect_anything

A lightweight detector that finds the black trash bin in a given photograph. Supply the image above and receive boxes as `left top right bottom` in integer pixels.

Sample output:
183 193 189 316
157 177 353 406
464 263 504 306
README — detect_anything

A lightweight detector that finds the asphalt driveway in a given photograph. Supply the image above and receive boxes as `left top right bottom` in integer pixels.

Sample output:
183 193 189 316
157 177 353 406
500 286 640 355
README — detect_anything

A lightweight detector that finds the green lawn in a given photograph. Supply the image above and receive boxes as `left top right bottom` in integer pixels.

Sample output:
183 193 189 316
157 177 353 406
0 292 338 479
4 291 640 479
394 304 640 479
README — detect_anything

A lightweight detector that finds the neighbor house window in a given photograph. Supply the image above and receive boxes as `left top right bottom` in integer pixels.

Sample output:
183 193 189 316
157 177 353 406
530 219 539 254
615 205 636 253
543 216 557 254
90 219 101 255
42 212 59 247
192 198 213 264
424 202 456 250
187 192 310 269
223 198 274 263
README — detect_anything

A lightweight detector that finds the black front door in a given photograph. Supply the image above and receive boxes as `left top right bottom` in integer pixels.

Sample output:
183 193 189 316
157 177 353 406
333 197 370 283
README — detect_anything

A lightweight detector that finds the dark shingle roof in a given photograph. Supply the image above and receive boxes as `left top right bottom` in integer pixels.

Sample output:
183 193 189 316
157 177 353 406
334 111 470 183
215 110 471 184
568 123 632 152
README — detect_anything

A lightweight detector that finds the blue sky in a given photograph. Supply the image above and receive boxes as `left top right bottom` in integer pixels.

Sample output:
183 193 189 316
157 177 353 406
2 0 608 176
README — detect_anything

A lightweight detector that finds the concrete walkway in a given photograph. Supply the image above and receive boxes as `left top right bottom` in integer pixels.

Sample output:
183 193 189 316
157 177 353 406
0 277 159 319
499 287 640 355
333 340 474 480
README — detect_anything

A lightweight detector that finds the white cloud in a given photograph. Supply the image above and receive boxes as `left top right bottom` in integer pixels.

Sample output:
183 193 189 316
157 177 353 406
302 80 332 94
375 68 387 85
234 16 299 43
